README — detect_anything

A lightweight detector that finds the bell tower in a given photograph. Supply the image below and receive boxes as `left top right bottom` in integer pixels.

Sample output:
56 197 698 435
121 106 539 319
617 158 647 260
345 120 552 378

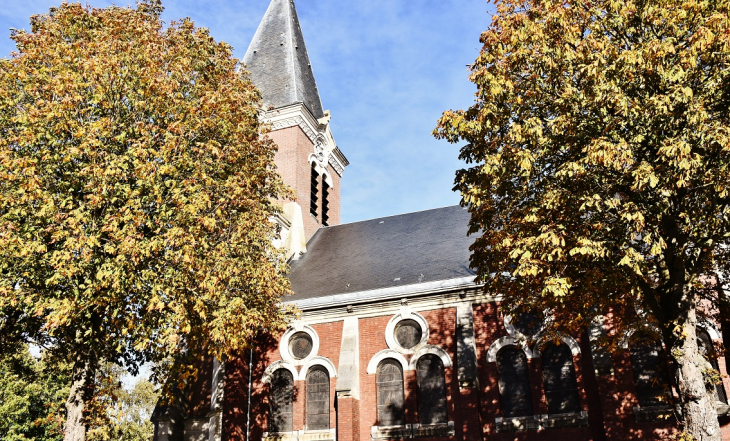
244 0 348 258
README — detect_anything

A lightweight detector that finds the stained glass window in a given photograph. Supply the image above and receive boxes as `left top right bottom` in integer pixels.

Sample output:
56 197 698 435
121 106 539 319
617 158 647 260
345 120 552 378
417 354 448 424
376 360 406 426
497 347 533 418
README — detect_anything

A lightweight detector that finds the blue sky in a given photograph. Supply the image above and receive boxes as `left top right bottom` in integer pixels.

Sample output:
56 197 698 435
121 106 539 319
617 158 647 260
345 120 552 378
0 0 494 224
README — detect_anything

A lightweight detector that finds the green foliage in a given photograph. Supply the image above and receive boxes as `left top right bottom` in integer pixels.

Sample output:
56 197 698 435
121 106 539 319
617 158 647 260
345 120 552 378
0 346 70 441
87 365 158 441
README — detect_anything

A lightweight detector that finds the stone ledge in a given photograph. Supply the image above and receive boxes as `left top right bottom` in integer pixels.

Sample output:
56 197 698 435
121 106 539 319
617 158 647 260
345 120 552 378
264 429 336 441
495 411 589 432
495 416 540 433
371 424 412 440
263 432 299 441
371 422 455 439
300 429 336 441
716 403 730 417
538 411 590 429
633 405 675 423
413 422 455 438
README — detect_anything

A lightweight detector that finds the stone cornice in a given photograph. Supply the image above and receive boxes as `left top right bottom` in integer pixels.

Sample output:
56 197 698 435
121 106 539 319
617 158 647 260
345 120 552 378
262 103 348 176
285 277 497 324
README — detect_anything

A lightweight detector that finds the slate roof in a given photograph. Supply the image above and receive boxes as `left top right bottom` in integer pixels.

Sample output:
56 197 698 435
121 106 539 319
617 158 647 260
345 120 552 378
243 0 325 119
288 205 477 301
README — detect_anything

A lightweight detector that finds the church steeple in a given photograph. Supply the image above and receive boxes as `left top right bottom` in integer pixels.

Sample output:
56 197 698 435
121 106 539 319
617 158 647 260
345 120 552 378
243 0 325 119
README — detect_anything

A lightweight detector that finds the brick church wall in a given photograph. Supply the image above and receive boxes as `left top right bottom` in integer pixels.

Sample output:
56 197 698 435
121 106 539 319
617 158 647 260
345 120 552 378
213 301 729 441
270 125 342 240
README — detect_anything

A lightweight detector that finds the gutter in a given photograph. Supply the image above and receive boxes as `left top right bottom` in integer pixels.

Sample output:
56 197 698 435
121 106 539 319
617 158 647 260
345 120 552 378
286 276 478 311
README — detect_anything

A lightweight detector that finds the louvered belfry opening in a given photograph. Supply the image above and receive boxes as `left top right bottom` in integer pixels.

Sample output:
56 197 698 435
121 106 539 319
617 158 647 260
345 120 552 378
541 343 581 415
310 163 319 219
417 354 448 425
698 328 728 403
269 369 294 433
376 359 406 426
321 178 330 226
306 366 330 430
629 335 671 407
497 346 533 418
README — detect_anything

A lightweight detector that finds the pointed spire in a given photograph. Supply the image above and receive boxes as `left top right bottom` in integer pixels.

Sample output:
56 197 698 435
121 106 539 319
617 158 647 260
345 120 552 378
243 0 325 119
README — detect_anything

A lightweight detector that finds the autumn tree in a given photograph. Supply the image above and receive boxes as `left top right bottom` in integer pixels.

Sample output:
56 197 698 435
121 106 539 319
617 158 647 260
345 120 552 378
436 0 730 439
0 2 293 440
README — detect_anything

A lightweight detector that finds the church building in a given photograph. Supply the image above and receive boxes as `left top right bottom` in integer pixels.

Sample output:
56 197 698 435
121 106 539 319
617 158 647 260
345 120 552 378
152 1 730 440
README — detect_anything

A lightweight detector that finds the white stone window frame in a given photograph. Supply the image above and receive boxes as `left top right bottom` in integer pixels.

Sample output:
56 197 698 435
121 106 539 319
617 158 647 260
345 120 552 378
367 349 411 374
261 360 299 384
301 356 338 379
408 344 453 370
486 335 535 363
619 324 662 349
385 311 430 355
531 333 582 358
281 324 320 366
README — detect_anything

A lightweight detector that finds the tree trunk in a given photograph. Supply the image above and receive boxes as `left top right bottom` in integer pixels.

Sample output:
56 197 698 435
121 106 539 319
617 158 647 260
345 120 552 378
716 273 730 375
64 353 97 441
671 302 721 441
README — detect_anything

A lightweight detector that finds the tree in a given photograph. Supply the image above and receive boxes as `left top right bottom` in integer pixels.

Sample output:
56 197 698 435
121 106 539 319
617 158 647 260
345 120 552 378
435 0 730 439
0 2 293 440
0 346 70 441
86 364 158 441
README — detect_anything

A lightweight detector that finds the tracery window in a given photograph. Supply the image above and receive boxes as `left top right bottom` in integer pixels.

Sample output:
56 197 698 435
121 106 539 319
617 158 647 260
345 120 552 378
630 336 671 407
310 163 319 218
269 369 294 433
306 366 330 430
417 354 448 425
541 342 580 414
376 359 406 426
697 328 728 404
497 346 533 418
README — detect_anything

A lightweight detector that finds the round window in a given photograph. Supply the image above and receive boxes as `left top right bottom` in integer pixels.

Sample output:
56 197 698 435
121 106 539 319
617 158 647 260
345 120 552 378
513 310 543 336
394 319 422 350
289 332 313 360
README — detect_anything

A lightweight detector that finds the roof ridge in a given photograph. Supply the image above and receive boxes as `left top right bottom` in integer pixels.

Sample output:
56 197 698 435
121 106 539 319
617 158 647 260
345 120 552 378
320 204 466 228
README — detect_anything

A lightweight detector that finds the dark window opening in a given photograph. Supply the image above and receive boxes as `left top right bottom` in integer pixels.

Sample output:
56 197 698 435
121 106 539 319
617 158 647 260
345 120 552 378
310 163 319 218
417 354 448 425
395 319 422 350
306 367 330 430
269 369 294 433
698 328 728 404
513 309 544 336
630 336 671 407
376 359 405 426
322 178 330 226
542 342 581 415
497 346 533 418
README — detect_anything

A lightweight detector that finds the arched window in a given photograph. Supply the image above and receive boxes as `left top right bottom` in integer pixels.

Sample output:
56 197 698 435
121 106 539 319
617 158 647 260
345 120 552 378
417 354 448 425
269 369 294 433
541 342 580 414
497 346 533 418
310 163 319 218
376 359 405 426
322 177 330 226
698 328 728 404
630 336 670 407
306 366 330 430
